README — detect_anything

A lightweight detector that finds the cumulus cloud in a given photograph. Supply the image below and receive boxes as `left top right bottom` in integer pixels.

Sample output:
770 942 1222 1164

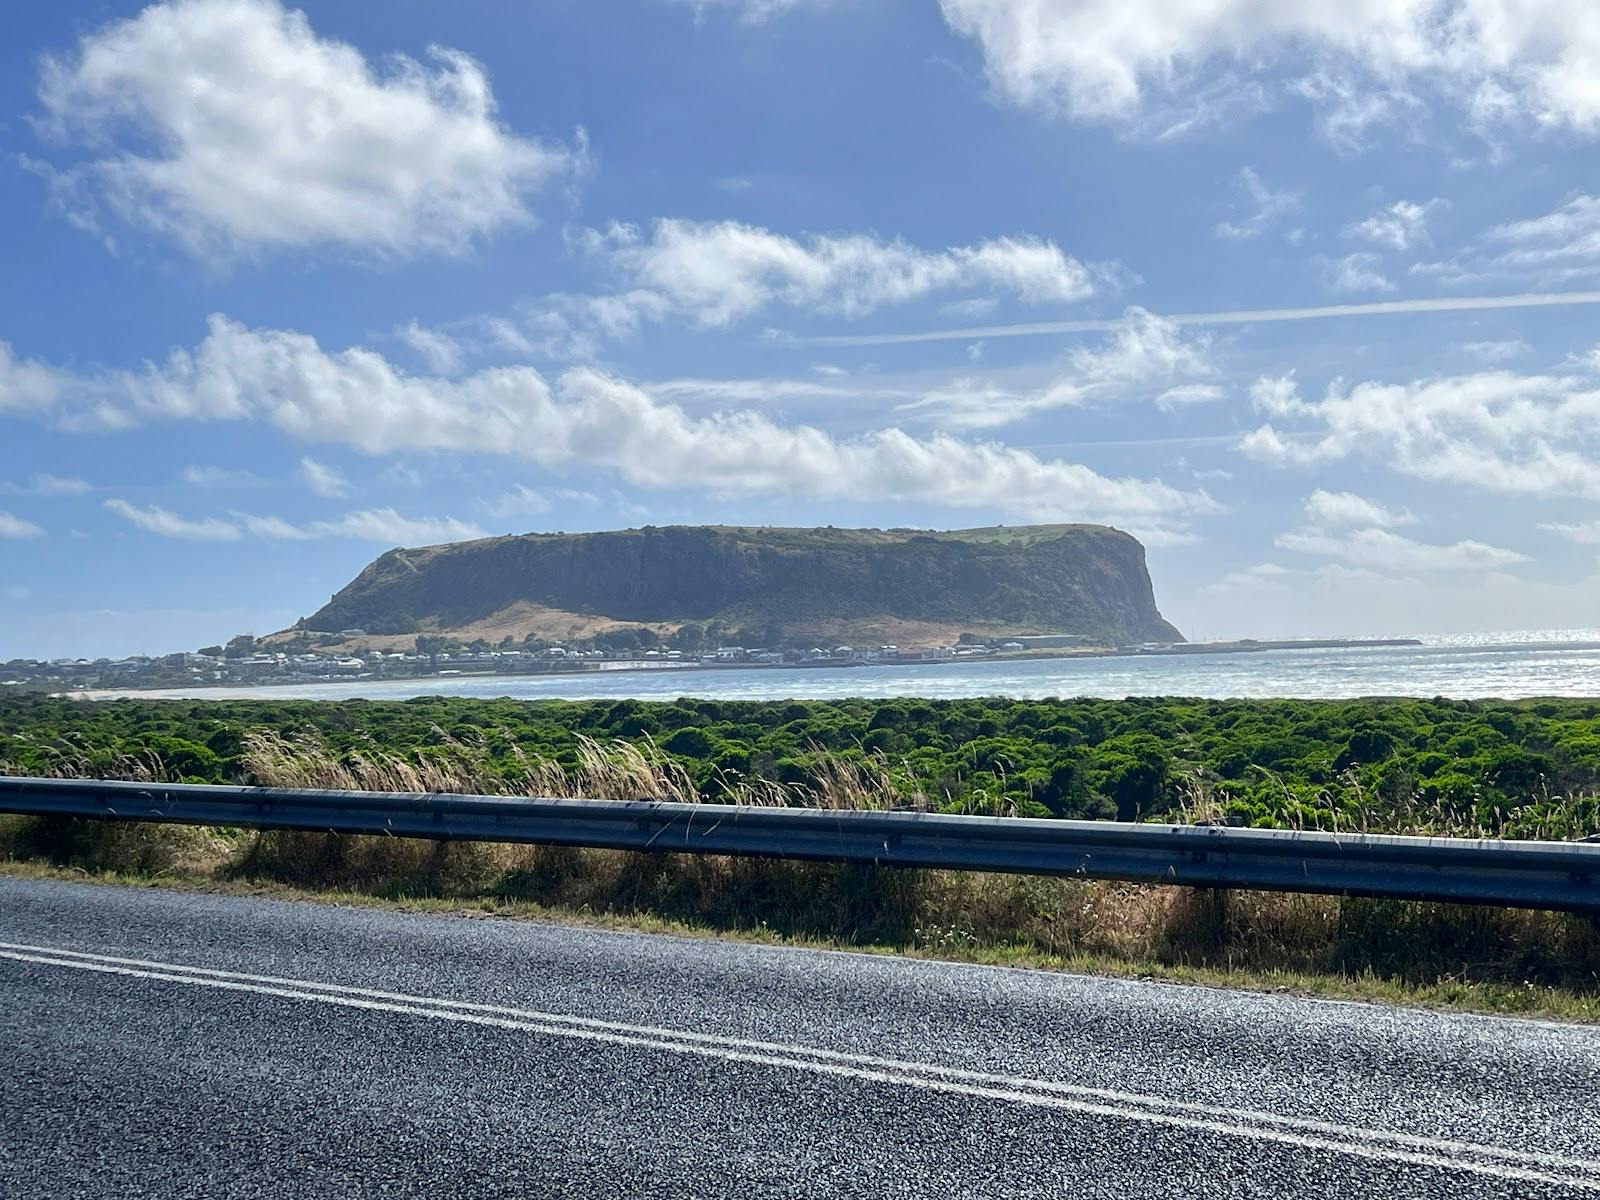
107 497 486 545
1324 252 1396 293
1249 489 1505 581
1301 489 1416 529
0 344 68 414
0 512 45 539
396 322 465 376
32 0 582 260
1240 362 1600 499
937 0 1600 143
567 218 1096 330
14 315 1217 543
898 307 1217 430
298 456 349 498
1275 525 1528 572
1346 199 1439 251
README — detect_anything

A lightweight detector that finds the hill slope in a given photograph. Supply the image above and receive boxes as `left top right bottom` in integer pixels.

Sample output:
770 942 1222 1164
298 524 1183 646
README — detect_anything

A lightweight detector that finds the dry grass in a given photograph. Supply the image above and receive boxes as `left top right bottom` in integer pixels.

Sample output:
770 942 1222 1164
4 732 1600 1014
240 727 958 812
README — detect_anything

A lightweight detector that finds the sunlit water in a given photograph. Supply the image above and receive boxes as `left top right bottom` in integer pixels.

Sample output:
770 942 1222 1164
86 630 1600 702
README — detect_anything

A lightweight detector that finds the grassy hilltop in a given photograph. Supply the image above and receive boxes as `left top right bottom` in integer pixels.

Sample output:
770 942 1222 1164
290 523 1183 650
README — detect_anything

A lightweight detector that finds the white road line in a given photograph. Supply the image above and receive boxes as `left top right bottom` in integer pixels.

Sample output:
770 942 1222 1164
2 939 1587 1176
3 942 1596 1191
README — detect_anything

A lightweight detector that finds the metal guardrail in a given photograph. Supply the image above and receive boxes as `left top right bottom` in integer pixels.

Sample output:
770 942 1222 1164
2 775 1598 911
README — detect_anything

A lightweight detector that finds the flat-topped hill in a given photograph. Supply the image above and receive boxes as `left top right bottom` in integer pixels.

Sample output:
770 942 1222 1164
296 523 1183 647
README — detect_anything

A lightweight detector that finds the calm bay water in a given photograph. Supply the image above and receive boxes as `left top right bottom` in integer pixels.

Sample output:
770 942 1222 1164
94 630 1600 702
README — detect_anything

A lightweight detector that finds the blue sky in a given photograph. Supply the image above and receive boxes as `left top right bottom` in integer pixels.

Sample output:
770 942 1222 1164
7 0 1600 657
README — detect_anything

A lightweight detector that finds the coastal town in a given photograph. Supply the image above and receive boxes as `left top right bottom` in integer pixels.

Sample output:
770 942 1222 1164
1 631 1420 695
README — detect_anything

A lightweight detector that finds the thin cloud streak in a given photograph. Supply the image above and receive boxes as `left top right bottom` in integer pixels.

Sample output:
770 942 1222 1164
795 291 1600 346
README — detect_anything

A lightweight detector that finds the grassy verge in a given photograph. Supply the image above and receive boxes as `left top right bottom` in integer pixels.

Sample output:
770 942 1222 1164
4 813 1598 1022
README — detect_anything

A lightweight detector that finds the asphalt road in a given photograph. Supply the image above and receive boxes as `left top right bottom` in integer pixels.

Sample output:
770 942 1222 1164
2 877 1598 1198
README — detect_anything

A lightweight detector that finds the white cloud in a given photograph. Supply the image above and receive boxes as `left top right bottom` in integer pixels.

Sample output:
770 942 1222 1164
1214 168 1301 240
1288 66 1422 153
0 344 67 413
234 514 309 540
299 509 487 545
0 474 91 497
1478 194 1600 282
0 512 45 539
1540 520 1600 545
298 456 349 498
1325 252 1396 293
898 307 1216 429
938 0 1600 142
1275 525 1528 572
1247 490 1492 587
15 315 1217 543
1415 197 1600 287
1241 362 1600 499
1302 489 1416 529
105 498 240 540
1347 199 1439 251
645 376 884 406
571 219 1096 330
108 496 485 545
1155 383 1223 411
33 0 582 260
396 321 464 375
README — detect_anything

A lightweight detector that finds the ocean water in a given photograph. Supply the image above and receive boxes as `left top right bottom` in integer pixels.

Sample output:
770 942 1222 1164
90 630 1600 703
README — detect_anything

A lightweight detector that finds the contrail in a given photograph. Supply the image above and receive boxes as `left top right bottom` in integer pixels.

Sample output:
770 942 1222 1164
795 291 1600 346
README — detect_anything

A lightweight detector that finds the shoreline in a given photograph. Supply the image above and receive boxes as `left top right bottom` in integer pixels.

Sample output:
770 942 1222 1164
58 636 1428 701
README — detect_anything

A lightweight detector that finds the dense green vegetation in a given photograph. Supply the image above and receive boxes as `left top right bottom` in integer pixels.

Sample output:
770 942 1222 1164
5 694 1600 838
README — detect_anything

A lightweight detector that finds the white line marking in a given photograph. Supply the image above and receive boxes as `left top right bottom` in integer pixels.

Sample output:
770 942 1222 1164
3 941 1596 1190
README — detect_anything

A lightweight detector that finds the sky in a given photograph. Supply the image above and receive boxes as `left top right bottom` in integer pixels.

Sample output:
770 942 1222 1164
7 0 1600 658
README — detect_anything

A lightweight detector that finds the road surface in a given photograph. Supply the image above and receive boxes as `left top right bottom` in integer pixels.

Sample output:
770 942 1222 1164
2 876 1597 1197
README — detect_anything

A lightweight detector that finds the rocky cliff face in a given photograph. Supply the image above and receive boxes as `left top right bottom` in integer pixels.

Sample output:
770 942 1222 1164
301 524 1183 645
